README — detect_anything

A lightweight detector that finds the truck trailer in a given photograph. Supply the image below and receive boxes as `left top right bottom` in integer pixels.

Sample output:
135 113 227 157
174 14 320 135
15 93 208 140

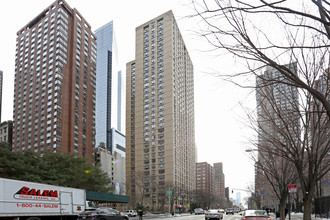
0 177 89 220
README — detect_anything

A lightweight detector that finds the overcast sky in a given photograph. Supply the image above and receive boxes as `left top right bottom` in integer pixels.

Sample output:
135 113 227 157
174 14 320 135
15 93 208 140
0 0 256 201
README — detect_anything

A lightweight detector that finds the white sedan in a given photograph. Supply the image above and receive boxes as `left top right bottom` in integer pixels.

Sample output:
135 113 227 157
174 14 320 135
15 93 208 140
205 209 224 219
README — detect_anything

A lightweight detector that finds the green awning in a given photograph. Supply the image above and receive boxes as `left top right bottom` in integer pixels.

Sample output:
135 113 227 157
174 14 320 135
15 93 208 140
86 191 129 203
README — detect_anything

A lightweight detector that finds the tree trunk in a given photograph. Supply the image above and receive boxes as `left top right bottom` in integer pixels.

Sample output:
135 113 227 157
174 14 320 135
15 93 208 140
279 191 289 220
303 197 312 220
280 202 286 220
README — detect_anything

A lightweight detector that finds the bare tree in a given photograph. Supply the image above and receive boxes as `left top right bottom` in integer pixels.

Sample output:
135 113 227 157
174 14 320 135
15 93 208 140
247 140 298 220
244 65 329 220
247 68 299 218
191 1 329 220
191 0 330 119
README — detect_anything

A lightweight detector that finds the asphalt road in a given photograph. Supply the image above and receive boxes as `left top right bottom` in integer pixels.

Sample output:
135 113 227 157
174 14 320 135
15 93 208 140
127 212 310 220
128 212 245 220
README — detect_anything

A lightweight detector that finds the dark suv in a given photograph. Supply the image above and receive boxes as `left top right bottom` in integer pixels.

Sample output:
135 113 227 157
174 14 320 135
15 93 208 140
77 208 129 220
226 208 234 215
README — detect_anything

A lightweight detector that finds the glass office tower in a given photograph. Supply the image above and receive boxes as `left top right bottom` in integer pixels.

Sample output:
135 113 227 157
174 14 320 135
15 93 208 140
95 21 122 153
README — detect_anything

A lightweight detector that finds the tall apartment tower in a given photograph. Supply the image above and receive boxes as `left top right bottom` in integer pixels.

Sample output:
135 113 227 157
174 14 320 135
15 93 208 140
126 11 196 208
255 62 299 207
13 0 97 161
214 162 225 199
95 21 123 153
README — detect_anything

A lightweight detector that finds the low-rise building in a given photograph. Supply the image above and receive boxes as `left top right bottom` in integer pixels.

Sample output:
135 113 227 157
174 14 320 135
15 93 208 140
0 120 13 146
96 144 126 195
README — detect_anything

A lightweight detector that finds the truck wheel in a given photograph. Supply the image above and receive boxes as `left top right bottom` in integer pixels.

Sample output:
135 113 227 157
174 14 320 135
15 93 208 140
26 218 41 220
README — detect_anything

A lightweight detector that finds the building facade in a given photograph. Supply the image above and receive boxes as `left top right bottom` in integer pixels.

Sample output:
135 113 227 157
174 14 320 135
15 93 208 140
95 21 124 153
0 120 13 146
196 162 215 195
313 70 330 196
255 63 299 208
225 187 230 200
96 145 126 195
13 0 96 161
111 128 126 158
94 21 126 195
214 162 225 199
126 11 196 210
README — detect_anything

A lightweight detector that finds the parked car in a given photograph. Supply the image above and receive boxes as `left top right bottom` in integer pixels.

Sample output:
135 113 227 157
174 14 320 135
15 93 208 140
121 210 137 217
77 208 129 220
219 209 225 214
241 210 271 220
195 208 205 215
226 208 234 215
205 209 224 219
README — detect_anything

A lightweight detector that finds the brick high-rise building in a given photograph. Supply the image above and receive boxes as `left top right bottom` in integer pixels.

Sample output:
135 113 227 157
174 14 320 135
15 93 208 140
126 11 196 209
13 0 97 161
214 162 225 199
196 162 215 195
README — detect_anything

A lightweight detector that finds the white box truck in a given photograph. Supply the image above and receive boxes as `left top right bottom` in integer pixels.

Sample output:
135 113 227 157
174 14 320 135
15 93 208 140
0 177 88 220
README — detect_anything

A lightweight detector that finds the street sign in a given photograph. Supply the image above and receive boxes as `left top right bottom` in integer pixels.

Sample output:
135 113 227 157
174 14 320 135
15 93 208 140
288 184 297 193
167 190 172 195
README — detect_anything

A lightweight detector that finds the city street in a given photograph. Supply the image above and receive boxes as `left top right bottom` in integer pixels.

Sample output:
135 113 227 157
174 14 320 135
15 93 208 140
127 213 309 220
128 213 246 220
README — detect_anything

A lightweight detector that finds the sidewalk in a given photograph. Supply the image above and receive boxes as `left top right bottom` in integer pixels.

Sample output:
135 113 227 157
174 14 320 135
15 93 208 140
274 212 327 220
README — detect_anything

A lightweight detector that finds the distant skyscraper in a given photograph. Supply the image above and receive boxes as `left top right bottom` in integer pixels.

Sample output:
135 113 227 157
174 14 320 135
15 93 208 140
0 70 2 122
95 21 123 153
13 0 96 161
236 192 241 206
126 11 196 208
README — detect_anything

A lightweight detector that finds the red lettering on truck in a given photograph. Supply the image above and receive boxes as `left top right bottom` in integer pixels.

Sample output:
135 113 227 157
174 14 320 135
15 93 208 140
50 190 58 197
14 187 58 199
20 186 30 195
